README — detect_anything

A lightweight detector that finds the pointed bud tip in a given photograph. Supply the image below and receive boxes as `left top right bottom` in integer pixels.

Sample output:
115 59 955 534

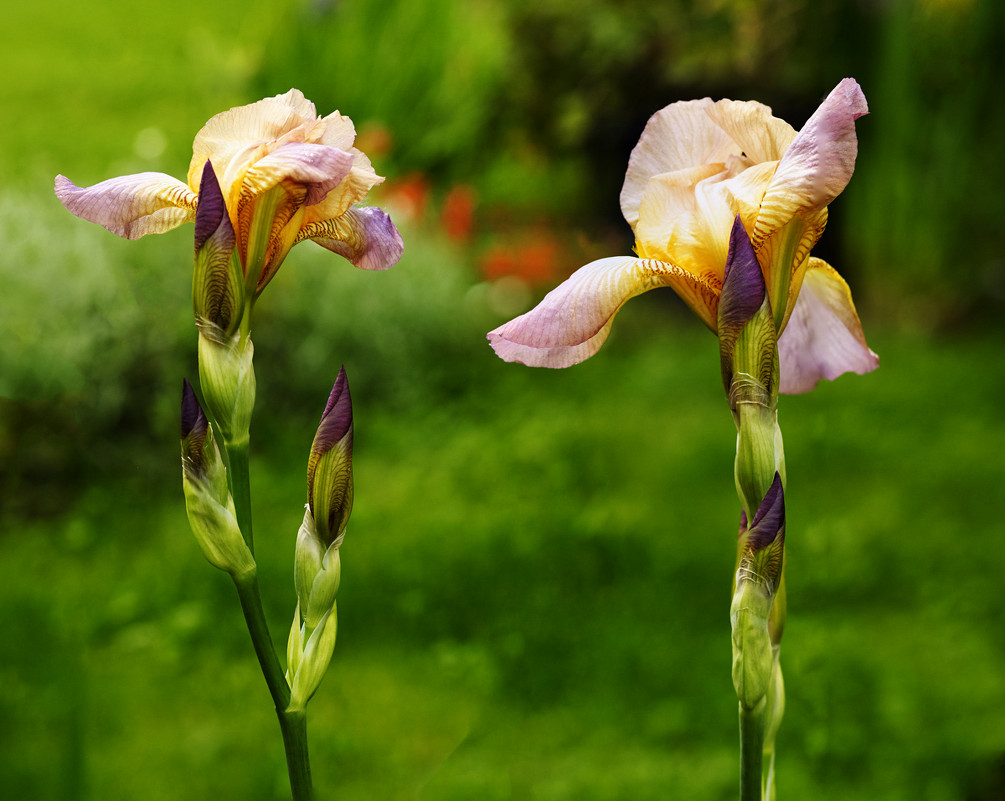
194 160 227 253
748 472 785 551
721 215 765 304
180 378 207 440
320 366 352 435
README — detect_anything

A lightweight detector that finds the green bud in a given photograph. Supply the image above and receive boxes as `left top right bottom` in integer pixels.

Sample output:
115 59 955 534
731 474 785 710
196 324 256 446
180 380 255 578
294 508 342 631
287 604 338 713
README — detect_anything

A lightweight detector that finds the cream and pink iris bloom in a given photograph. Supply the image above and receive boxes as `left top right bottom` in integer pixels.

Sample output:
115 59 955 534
488 78 878 394
55 89 403 295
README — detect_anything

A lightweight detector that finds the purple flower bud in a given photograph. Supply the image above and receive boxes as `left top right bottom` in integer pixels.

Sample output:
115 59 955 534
307 366 354 546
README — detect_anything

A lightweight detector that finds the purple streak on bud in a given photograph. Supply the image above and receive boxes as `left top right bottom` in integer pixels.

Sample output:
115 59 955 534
718 216 766 341
738 508 748 538
194 161 228 254
747 472 785 552
181 378 207 440
181 378 210 474
308 366 354 545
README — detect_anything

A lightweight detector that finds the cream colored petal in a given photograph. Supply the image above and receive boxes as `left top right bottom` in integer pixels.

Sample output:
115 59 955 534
300 206 403 271
754 79 868 244
777 258 877 394
188 92 319 189
318 111 357 151
621 99 742 229
704 99 796 163
692 162 775 277
488 256 721 368
634 164 727 279
54 172 196 239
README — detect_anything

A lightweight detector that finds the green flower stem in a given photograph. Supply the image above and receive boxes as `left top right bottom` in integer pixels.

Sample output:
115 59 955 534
227 436 254 551
278 708 314 801
739 699 766 801
233 571 314 800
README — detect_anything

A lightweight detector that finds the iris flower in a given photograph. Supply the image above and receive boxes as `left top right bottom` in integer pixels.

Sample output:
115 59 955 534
488 79 878 394
55 89 403 297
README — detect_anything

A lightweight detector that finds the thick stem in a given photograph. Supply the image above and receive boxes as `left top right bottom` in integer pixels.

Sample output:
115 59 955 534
739 700 766 801
233 572 314 799
279 708 314 801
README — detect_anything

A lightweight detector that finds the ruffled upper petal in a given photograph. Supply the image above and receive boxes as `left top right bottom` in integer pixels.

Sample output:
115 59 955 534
777 258 878 394
487 256 721 367
753 78 868 245
703 99 796 163
621 99 741 229
299 206 403 271
187 90 320 190
54 173 197 239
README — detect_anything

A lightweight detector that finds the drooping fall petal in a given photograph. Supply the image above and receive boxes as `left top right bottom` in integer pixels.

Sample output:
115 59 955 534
299 206 403 271
777 258 878 394
54 173 197 239
488 256 721 367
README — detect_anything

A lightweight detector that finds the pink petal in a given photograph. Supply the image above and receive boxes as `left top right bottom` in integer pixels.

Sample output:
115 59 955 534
54 173 197 239
487 256 720 368
241 142 355 206
300 206 403 271
755 78 868 243
778 258 878 394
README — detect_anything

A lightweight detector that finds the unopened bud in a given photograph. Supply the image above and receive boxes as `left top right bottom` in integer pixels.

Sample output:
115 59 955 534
293 508 342 631
180 380 254 578
193 161 244 336
731 473 785 710
197 325 256 445
307 366 353 546
286 603 338 713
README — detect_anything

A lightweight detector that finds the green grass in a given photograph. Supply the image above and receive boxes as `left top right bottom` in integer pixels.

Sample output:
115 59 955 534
2 321 1003 800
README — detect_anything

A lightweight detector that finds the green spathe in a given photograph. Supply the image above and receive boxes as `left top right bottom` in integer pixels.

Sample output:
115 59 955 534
197 326 256 446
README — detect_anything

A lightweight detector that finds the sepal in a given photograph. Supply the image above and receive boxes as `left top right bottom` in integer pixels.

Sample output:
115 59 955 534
196 325 256 445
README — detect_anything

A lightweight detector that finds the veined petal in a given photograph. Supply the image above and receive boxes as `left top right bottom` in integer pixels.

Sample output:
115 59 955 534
241 142 354 207
778 258 878 394
754 78 867 245
299 206 403 271
704 99 797 163
621 99 741 229
302 149 384 221
487 256 720 367
54 173 197 239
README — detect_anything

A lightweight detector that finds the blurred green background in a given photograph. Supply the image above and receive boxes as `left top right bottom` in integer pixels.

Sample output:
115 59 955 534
2 0 1003 799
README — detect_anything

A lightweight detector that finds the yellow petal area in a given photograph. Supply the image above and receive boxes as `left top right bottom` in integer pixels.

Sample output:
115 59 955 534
704 99 796 163
757 207 828 333
487 256 721 367
635 161 775 307
620 98 741 229
777 258 878 394
54 172 197 240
